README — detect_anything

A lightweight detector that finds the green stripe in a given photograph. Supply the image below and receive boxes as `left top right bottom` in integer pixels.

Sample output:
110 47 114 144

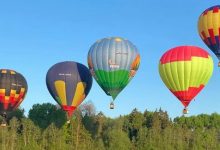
94 70 130 100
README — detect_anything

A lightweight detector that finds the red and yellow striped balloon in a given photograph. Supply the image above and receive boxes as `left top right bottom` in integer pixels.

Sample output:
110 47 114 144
159 46 213 112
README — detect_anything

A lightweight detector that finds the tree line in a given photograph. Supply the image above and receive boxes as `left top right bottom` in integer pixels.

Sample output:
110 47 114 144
0 102 219 150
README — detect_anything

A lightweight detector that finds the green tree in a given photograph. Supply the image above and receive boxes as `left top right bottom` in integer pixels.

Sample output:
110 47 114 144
128 108 144 142
20 118 41 150
42 123 68 150
104 128 132 150
28 103 66 129
136 127 149 150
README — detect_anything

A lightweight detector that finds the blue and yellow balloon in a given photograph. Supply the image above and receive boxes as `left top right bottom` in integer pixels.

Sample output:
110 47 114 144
46 61 92 119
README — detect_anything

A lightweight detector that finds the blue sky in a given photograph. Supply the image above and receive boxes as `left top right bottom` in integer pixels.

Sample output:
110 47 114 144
0 0 220 118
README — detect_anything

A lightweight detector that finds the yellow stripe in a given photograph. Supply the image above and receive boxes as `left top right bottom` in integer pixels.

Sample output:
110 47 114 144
0 89 5 93
10 90 16 94
115 38 122 42
159 56 213 91
10 71 16 74
207 10 214 31
15 94 19 98
54 80 67 105
72 82 86 107
5 96 9 101
212 11 220 36
198 12 210 38
202 12 210 38
20 88 25 92
1 70 6 74
198 17 205 40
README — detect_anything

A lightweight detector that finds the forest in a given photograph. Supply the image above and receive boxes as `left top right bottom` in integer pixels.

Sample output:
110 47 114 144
0 101 220 150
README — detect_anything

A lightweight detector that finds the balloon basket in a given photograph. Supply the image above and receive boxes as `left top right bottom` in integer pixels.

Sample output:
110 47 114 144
218 62 220 67
1 123 6 127
183 108 189 115
110 102 114 109
1 112 7 127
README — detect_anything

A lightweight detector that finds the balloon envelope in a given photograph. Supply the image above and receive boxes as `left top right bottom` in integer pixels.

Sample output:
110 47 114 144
88 37 140 101
159 46 213 108
0 69 28 113
46 61 92 117
198 5 220 61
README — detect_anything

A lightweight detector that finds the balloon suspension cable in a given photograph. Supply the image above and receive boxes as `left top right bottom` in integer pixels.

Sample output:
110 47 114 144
183 107 189 115
110 101 114 109
66 112 71 124
1 112 7 127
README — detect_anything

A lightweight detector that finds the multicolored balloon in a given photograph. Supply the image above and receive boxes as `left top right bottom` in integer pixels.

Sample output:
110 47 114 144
158 46 213 114
88 37 140 108
46 61 92 118
198 5 220 66
0 69 28 113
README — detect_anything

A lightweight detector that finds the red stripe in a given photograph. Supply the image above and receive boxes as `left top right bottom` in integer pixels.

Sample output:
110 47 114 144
14 99 23 110
0 96 4 103
170 85 204 107
208 29 216 44
160 46 209 64
213 7 219 13
18 93 24 100
201 31 210 45
203 10 208 16
9 95 16 107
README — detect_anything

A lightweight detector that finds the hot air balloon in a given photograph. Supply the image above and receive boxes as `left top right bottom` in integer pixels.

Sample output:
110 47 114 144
0 69 28 126
46 61 92 120
158 46 213 114
88 37 140 109
198 5 220 66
